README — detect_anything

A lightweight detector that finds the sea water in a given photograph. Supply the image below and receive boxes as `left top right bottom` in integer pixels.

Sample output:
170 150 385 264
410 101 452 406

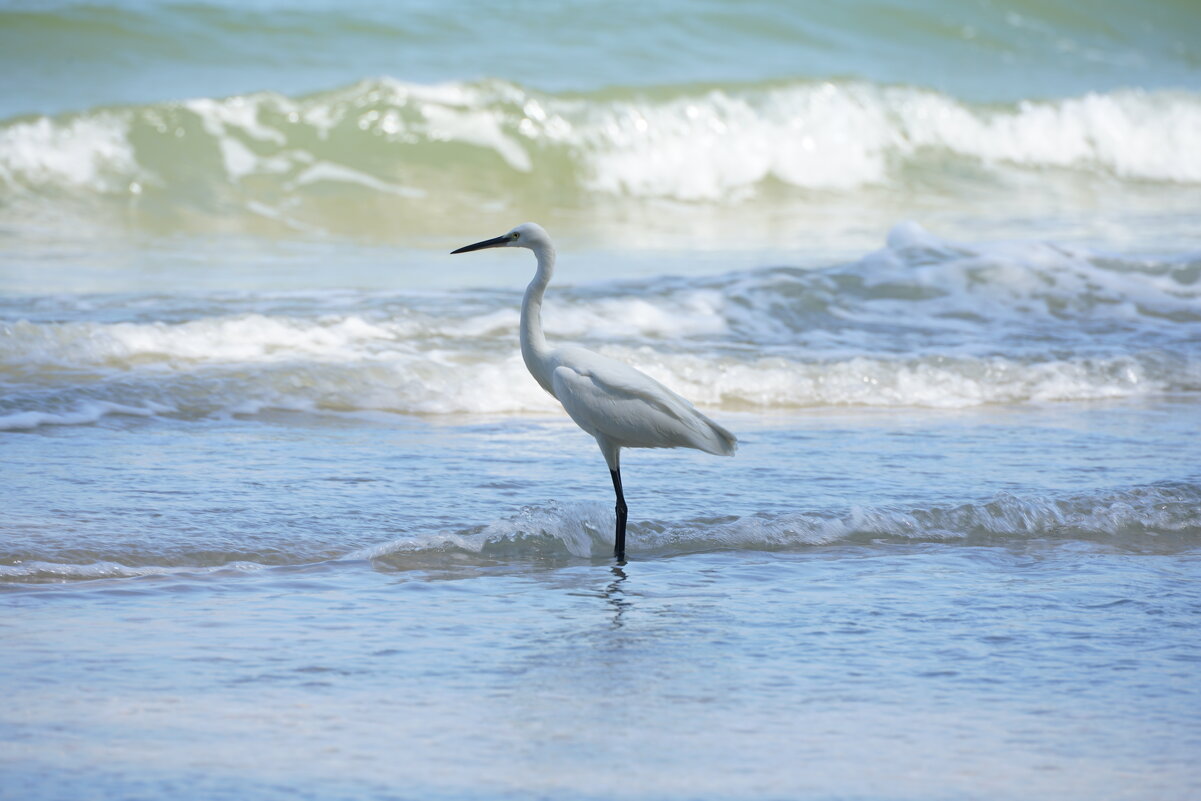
2 1 1200 799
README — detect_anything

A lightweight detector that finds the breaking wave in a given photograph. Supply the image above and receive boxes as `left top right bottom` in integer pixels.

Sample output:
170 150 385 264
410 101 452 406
1 347 1195 430
3 223 1199 428
2 78 1200 236
358 482 1201 561
4 482 1197 582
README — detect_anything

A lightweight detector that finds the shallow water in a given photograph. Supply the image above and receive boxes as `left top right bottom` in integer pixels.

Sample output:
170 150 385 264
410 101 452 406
4 401 1200 799
3 1 1201 799
4 545 1200 801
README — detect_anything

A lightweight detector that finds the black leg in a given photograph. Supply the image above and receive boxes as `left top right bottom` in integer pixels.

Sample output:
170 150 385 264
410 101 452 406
610 468 628 561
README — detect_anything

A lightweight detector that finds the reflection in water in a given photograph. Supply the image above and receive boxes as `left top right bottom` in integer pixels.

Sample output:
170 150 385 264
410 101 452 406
604 566 630 629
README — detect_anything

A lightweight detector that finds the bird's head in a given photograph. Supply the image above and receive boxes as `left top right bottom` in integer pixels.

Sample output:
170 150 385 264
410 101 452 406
451 222 550 254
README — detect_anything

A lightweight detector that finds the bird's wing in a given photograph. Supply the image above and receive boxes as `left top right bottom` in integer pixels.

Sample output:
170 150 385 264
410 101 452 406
550 348 736 456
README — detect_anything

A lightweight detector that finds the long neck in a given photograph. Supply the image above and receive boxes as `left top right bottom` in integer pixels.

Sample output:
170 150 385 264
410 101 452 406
520 241 556 395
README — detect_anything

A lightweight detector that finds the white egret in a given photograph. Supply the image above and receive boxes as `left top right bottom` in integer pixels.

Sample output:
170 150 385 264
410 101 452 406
452 223 737 560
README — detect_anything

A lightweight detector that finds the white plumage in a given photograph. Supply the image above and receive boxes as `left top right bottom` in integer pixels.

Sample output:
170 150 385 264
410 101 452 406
452 222 736 559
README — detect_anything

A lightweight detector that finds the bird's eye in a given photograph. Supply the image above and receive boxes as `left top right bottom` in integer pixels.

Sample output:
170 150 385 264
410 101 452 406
511 232 520 240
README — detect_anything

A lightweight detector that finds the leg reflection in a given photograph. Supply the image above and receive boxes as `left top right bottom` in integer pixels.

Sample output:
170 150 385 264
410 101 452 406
604 565 630 629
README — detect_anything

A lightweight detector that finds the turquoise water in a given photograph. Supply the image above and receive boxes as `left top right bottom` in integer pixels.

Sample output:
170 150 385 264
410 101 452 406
2 2 1200 799
4 0 1200 116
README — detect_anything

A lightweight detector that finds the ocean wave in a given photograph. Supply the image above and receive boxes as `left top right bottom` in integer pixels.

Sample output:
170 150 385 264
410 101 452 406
2 78 1199 223
5 224 1198 363
1 348 1195 430
2 482 1191 583
0 400 171 431
7 483 1192 581
3 223 1199 426
0 559 268 582
359 482 1201 561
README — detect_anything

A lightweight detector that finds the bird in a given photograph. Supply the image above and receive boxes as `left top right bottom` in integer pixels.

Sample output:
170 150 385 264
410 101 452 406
451 223 736 560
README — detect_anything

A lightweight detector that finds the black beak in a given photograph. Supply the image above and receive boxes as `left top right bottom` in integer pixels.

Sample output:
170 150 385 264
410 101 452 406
451 235 509 254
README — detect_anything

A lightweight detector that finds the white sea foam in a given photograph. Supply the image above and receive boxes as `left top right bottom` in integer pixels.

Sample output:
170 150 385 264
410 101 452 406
0 314 408 367
353 483 1201 561
0 294 730 372
6 219 1195 372
573 84 1201 198
2 221 1198 427
1 347 1189 431
348 502 610 560
0 559 268 582
0 401 171 431
0 112 140 193
616 351 1192 409
2 80 1200 205
3 484 1196 581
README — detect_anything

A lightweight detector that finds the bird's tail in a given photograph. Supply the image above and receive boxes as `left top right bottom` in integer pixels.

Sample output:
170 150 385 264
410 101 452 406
695 413 738 457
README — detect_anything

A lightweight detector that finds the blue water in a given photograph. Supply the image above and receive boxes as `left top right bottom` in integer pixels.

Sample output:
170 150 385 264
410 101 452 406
2 1 1200 799
5 546 1199 801
4 0 1200 118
